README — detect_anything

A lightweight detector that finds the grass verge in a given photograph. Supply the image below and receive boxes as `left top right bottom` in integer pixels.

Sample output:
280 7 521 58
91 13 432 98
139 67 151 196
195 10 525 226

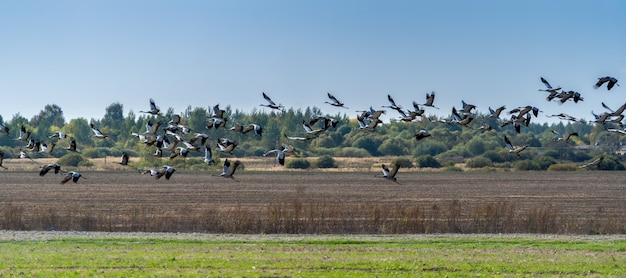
0 234 624 276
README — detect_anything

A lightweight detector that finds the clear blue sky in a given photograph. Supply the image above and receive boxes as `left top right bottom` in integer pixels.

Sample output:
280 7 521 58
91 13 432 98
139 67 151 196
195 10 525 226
1 1 624 125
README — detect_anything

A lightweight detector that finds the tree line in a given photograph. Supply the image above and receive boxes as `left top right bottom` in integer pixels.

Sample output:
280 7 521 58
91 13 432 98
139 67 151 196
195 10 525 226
0 102 623 170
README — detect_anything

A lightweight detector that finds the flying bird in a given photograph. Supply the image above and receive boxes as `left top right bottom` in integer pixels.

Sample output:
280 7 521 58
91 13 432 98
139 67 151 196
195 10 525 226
60 171 85 184
504 135 528 156
203 145 215 165
140 98 161 115
539 77 561 94
413 130 431 141
40 163 61 176
0 123 9 137
488 106 506 118
16 125 30 141
551 130 578 144
140 166 176 180
66 139 80 153
325 93 348 109
214 159 242 179
242 124 263 136
119 152 129 165
263 149 286 166
0 150 7 169
594 76 619 90
90 123 108 139
579 156 604 169
260 92 284 110
375 162 401 183
422 91 438 109
383 94 403 112
217 138 237 154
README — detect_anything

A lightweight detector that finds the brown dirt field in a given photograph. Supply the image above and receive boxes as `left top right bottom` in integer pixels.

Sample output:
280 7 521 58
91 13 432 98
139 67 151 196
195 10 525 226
1 157 625 233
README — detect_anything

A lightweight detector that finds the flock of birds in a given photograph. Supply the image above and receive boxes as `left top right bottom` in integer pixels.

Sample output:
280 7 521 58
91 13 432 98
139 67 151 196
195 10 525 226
0 75 621 184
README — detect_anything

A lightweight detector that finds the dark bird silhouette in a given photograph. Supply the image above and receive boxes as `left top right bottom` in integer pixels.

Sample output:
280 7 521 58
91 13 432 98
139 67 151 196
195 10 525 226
594 76 619 90
140 98 160 115
40 163 61 176
413 130 431 141
383 94 403 112
579 156 604 169
0 150 7 169
539 77 562 94
242 124 263 136
66 139 80 153
0 123 9 137
119 152 129 165
504 135 527 156
60 171 85 184
375 162 401 183
551 130 578 144
488 105 506 118
325 92 348 109
422 91 438 109
141 165 176 180
260 92 284 110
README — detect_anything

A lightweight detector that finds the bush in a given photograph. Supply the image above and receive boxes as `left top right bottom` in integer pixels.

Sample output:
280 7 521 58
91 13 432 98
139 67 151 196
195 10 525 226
465 157 493 168
392 157 414 168
513 160 540 171
57 153 93 167
316 155 338 168
482 150 504 163
443 165 463 172
415 155 441 168
285 158 311 169
547 164 578 171
597 156 625 170
337 147 371 158
534 156 558 170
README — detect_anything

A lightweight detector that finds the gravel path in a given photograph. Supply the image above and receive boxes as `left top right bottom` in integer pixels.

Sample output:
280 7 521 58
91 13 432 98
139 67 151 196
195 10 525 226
1 231 624 242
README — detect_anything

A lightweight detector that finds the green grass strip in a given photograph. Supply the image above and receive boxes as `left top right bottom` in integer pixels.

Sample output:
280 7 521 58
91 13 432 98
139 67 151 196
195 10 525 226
0 235 624 277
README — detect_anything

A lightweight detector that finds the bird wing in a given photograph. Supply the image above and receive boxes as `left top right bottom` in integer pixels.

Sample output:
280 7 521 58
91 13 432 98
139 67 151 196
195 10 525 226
595 77 609 88
381 164 390 177
262 92 276 105
388 162 401 179
327 93 339 103
149 98 158 110
60 172 73 184
540 77 552 89
504 135 514 150
387 94 398 107
225 160 241 177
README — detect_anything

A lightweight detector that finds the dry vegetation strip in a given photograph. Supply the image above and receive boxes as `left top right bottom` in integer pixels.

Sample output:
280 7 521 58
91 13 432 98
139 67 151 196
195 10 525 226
0 170 625 234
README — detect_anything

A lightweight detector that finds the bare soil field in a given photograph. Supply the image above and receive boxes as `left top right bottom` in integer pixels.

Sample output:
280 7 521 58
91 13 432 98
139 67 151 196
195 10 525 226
1 159 625 234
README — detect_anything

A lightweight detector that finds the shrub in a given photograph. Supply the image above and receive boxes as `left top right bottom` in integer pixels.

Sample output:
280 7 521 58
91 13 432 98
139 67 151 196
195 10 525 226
513 160 540 171
482 150 504 163
285 158 311 169
443 165 463 172
316 155 338 168
597 156 625 170
57 153 93 167
465 157 492 168
547 164 578 171
415 155 441 168
534 156 558 170
337 147 371 158
392 157 414 168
